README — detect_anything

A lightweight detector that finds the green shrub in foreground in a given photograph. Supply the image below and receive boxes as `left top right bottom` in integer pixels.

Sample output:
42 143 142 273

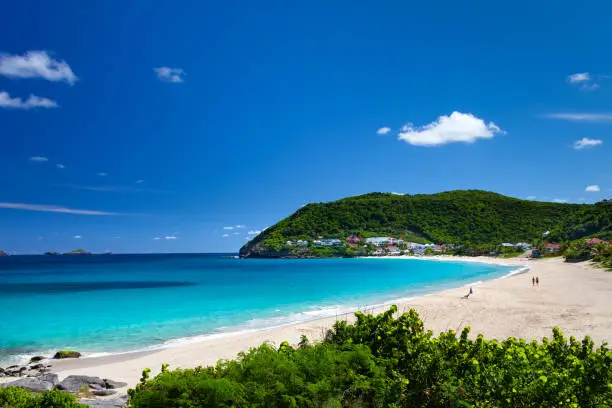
0 387 85 408
129 306 612 407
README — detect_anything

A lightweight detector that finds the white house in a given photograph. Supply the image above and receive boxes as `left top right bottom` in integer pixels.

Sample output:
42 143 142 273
366 237 390 246
501 243 514 248
314 239 343 247
286 241 294 246
296 240 309 246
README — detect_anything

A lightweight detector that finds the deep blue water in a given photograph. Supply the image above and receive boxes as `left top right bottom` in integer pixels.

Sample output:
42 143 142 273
0 254 516 364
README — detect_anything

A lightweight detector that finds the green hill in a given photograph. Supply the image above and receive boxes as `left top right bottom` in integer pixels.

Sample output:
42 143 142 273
240 190 610 258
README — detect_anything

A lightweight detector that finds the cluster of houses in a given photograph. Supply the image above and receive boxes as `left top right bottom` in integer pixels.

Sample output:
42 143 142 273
541 237 610 255
285 235 444 256
285 234 610 258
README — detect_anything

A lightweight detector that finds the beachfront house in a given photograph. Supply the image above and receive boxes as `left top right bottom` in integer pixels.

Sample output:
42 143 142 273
345 235 363 245
387 246 401 255
501 243 514 248
286 241 294 246
544 243 562 253
314 238 342 247
366 237 390 246
296 240 309 246
515 242 532 250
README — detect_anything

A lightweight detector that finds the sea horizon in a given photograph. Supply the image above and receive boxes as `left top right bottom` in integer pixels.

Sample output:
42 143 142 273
0 254 519 365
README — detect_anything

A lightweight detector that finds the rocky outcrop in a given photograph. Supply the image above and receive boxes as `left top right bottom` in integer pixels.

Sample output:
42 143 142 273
0 250 8 256
53 350 82 359
0 361 53 378
56 375 127 393
0 366 128 407
103 379 127 389
1 376 57 392
80 395 128 407
57 375 106 392
29 355 46 364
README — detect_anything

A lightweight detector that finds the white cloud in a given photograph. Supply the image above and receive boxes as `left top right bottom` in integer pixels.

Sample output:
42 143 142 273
573 137 603 150
135 179 145 184
154 67 185 83
233 232 240 235
567 72 591 83
543 113 612 122
153 237 161 240
56 163 65 169
0 202 121 215
390 192 405 195
397 112 503 146
224 225 246 230
585 185 600 192
526 196 536 200
222 233 230 238
0 51 77 84
73 235 82 239
552 198 568 203
165 236 177 240
376 127 391 135
97 172 107 177
248 230 262 235
0 91 58 109
29 156 49 162
580 83 600 92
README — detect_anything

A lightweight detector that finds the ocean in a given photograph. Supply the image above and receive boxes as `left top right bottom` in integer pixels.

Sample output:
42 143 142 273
0 254 518 365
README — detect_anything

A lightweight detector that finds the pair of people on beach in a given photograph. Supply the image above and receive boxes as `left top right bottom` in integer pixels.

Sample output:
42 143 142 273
462 286 473 299
532 276 540 286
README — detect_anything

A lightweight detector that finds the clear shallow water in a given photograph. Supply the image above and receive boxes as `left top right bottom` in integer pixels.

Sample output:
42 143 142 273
0 254 517 364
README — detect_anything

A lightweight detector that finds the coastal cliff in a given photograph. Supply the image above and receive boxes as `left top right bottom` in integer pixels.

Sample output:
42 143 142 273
240 190 611 258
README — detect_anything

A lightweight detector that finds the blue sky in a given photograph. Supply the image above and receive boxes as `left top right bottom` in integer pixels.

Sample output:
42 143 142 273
0 1 610 254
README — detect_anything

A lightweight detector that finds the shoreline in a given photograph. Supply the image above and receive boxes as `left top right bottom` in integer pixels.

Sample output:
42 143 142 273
4 255 523 366
7 256 612 393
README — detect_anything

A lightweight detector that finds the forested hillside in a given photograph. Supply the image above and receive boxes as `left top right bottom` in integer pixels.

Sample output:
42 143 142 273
241 190 609 257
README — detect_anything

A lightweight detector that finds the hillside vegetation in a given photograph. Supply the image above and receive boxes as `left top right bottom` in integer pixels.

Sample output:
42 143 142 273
241 190 609 257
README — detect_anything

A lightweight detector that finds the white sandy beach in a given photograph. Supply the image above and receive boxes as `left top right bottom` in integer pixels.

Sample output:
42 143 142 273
25 256 612 392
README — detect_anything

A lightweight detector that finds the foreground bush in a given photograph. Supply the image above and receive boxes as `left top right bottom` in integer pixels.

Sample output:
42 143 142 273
0 387 85 408
129 306 612 407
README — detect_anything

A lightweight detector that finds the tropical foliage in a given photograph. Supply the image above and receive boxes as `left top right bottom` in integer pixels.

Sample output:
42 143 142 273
0 387 84 408
129 306 612 407
241 190 610 257
548 202 612 242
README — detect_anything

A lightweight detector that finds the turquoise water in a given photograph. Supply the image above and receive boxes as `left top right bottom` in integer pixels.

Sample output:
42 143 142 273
0 254 517 364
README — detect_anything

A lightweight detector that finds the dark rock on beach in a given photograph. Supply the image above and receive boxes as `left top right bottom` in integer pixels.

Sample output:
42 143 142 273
37 373 59 385
29 355 46 364
92 389 117 396
2 377 54 392
57 375 106 392
103 379 127 389
53 350 82 359
80 395 128 407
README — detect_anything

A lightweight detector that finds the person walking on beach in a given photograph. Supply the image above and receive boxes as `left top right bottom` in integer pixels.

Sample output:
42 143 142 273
536 276 539 287
462 287 473 299
532 276 535 286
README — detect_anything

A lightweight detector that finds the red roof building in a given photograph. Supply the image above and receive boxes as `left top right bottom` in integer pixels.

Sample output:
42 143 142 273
586 238 603 245
345 235 363 245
